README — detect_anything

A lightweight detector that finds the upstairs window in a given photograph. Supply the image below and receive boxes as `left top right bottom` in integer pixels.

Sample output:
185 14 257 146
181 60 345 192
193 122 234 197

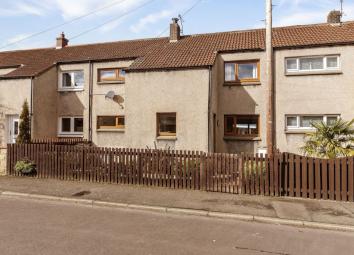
286 55 340 73
286 115 339 130
61 71 84 90
59 116 83 136
97 116 125 130
224 115 259 137
157 113 176 137
225 60 260 83
98 68 125 83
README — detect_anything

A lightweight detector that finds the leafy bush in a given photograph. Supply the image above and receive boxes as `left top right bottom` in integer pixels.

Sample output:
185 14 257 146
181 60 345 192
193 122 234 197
14 159 36 175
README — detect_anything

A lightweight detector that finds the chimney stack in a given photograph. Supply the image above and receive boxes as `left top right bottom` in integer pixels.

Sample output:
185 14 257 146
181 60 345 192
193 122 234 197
170 18 181 42
327 10 342 24
56 32 69 49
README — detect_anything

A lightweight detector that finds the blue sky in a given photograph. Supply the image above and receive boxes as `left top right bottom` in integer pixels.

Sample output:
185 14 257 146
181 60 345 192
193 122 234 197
0 0 353 51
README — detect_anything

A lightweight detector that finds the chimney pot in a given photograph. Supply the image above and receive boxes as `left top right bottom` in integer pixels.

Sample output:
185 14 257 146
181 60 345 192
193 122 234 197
170 18 181 42
327 10 342 24
56 32 69 49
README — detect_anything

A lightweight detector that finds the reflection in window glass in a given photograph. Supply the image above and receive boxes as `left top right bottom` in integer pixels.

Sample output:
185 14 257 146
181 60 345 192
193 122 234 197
300 116 323 128
238 63 257 79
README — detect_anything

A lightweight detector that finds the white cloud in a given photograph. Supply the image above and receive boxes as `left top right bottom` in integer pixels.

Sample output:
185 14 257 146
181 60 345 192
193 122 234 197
130 10 172 33
0 1 48 17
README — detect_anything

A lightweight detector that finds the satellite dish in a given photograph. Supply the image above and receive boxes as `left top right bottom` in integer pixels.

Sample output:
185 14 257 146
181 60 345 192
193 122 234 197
105 91 115 100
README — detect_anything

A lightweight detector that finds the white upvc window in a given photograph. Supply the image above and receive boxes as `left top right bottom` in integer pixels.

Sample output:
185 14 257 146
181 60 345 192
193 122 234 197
285 55 340 73
59 70 84 90
285 115 340 130
58 116 84 136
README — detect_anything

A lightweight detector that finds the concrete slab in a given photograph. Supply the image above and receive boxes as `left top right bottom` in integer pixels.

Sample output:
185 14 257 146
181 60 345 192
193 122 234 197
272 201 312 221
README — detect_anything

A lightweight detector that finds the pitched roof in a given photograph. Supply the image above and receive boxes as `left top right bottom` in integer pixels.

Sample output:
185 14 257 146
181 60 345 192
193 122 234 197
2 21 354 77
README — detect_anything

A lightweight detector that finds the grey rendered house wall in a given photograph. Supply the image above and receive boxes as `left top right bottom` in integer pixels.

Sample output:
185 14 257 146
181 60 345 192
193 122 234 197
274 45 354 153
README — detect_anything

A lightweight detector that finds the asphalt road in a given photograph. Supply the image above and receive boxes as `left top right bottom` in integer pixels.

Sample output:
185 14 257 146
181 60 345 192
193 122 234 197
0 197 353 255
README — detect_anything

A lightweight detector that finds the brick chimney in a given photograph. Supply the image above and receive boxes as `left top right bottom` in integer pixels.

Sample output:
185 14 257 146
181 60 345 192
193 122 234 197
56 32 69 49
170 18 181 42
327 10 342 24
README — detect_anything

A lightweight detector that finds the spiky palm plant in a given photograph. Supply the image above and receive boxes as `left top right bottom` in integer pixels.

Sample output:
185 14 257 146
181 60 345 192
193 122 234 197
301 118 354 159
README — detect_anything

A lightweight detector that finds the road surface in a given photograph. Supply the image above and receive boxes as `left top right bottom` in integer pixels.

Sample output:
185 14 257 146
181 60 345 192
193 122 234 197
0 197 353 255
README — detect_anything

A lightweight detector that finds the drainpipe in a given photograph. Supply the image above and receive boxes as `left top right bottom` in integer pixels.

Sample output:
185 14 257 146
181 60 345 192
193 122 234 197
207 66 212 153
30 77 34 140
88 61 93 142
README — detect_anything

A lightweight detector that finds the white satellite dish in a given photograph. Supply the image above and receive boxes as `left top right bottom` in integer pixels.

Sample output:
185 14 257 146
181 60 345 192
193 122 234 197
105 91 115 100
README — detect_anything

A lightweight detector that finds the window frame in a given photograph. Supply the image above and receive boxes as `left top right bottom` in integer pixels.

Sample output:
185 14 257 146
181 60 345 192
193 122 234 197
224 114 260 137
60 70 84 91
224 60 260 84
97 68 125 83
156 112 177 137
285 115 340 130
285 55 340 74
97 115 125 130
58 116 84 137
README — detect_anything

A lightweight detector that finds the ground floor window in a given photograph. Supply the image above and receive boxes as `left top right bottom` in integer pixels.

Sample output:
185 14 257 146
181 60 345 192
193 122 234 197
59 116 83 136
224 115 259 137
97 116 125 130
157 113 176 137
286 115 339 130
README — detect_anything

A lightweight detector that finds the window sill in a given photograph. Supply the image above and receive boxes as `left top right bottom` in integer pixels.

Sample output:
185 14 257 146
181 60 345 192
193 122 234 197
224 81 261 86
97 81 125 85
156 136 177 141
58 88 84 92
57 134 84 138
285 129 315 134
223 136 261 141
285 70 342 76
97 129 125 133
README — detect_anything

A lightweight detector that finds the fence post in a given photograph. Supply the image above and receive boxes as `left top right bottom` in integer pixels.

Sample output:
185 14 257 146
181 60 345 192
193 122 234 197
238 154 244 194
200 152 206 191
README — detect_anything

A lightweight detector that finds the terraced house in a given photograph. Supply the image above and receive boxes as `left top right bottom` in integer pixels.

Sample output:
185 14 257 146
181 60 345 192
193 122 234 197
1 13 354 155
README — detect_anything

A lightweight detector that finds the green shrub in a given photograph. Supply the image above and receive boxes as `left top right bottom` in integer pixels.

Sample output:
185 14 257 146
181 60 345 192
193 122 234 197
14 159 36 175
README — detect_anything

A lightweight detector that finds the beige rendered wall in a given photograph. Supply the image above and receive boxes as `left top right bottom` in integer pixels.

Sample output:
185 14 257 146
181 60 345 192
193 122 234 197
275 46 354 154
215 51 267 154
32 66 58 139
125 69 210 151
0 78 32 147
91 60 133 147
57 63 89 139
0 68 17 76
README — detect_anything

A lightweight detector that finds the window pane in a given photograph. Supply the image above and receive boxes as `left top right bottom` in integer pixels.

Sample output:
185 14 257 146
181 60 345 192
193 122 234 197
238 63 257 79
119 69 126 78
97 116 116 128
225 63 235 81
61 118 71 132
300 57 323 70
300 116 323 128
327 116 338 125
286 116 297 127
74 118 83 132
236 116 259 136
225 116 234 133
286 59 297 70
62 73 72 87
117 116 125 127
158 114 176 135
14 121 19 135
74 71 84 87
327 57 338 68
100 70 117 80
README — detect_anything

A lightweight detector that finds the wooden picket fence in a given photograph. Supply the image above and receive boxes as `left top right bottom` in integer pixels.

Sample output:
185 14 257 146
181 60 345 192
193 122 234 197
6 144 354 202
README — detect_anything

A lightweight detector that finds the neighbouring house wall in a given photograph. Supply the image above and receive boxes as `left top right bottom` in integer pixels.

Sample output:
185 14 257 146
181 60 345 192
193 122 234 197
275 45 354 154
0 147 6 175
91 60 133 147
32 66 58 139
215 51 267 154
57 63 89 139
125 69 210 151
0 78 32 147
0 68 17 76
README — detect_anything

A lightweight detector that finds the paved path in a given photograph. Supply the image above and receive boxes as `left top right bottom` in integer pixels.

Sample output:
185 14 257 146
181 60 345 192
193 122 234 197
1 176 354 227
1 196 354 255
